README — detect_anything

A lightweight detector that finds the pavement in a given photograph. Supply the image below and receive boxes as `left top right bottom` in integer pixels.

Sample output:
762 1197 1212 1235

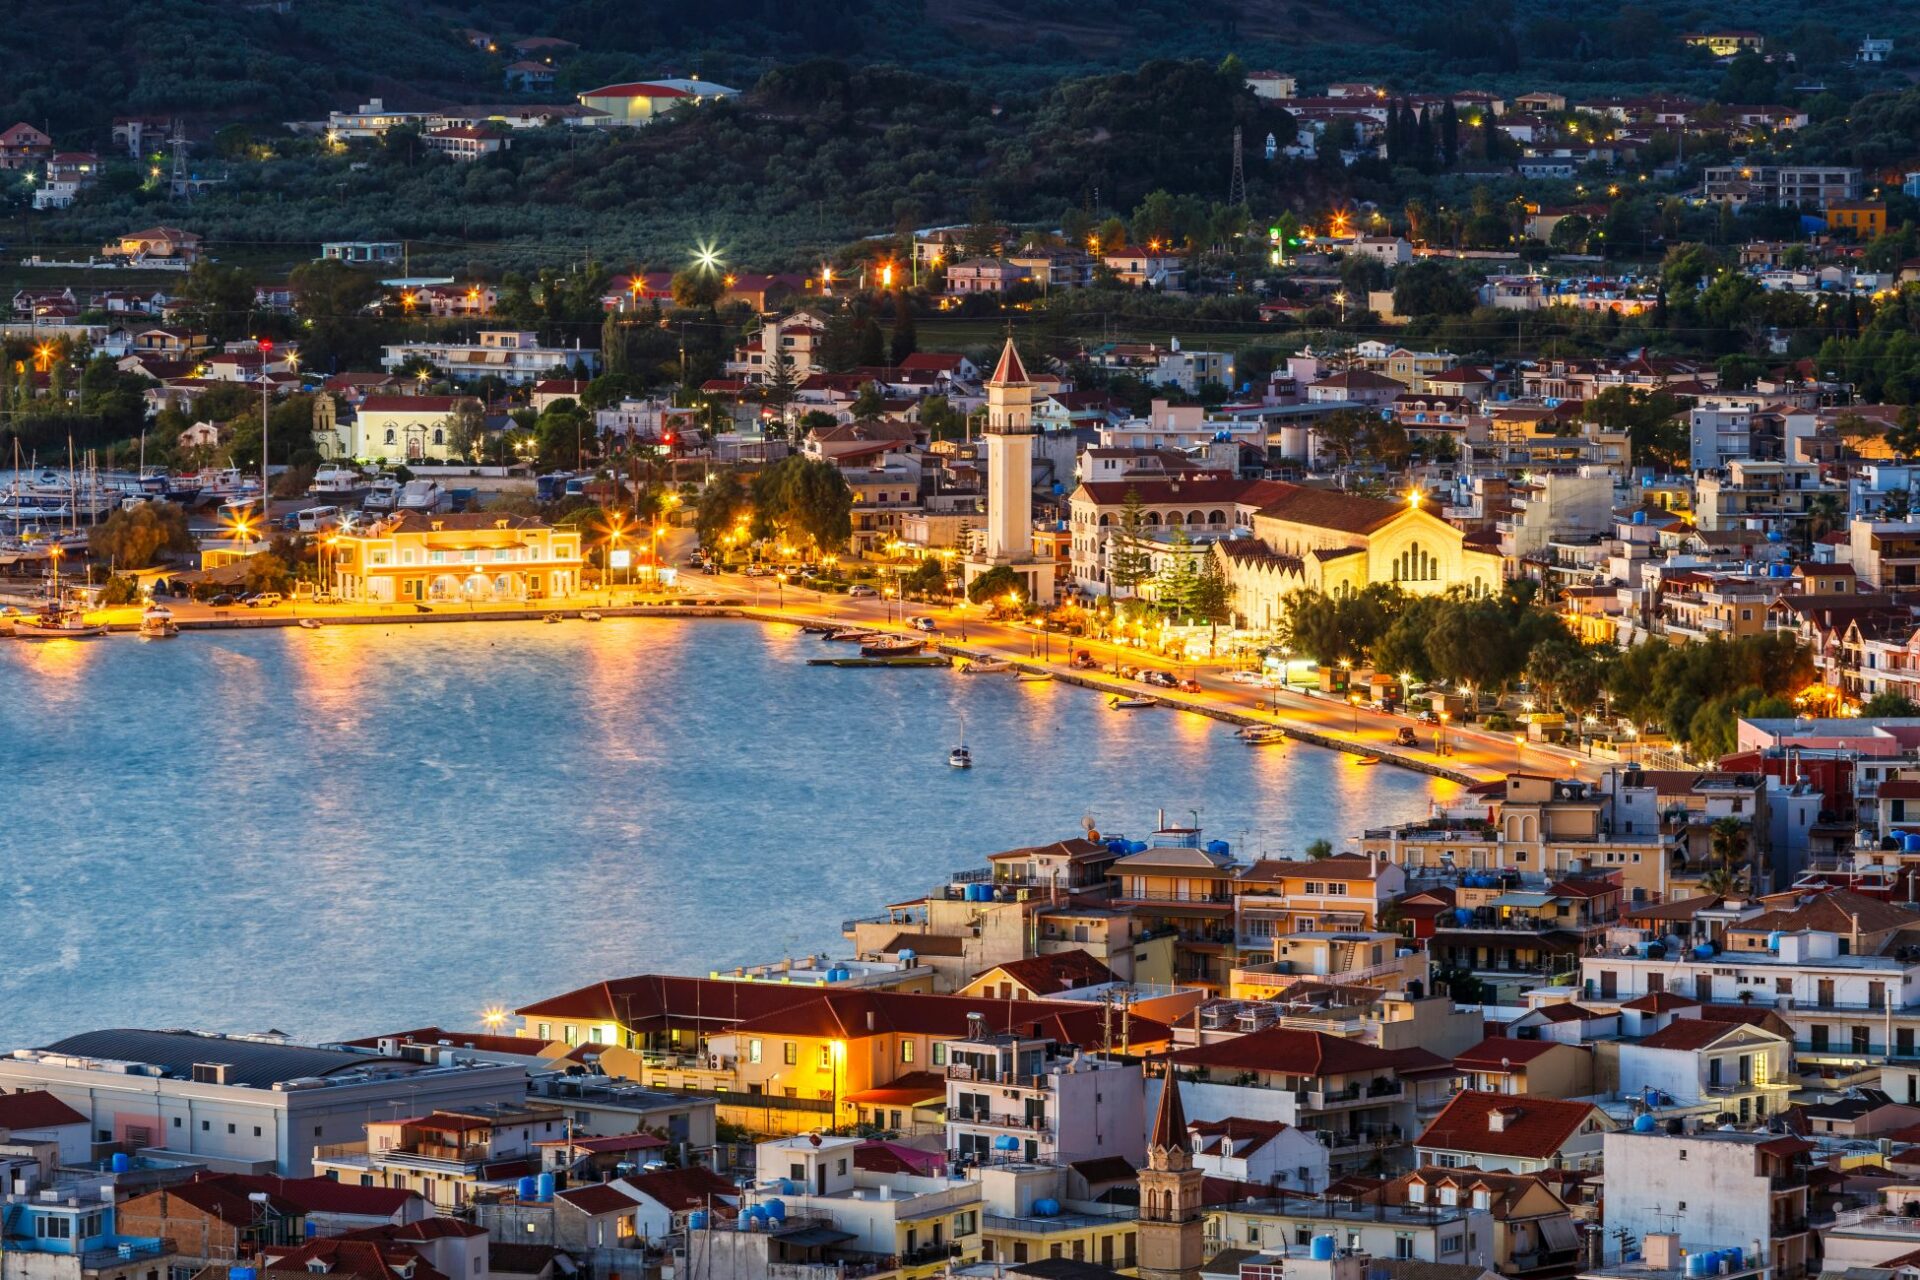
700 559 1617 787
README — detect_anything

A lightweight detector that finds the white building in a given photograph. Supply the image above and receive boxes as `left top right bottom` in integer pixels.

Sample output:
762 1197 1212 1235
1614 1018 1794 1119
963 339 1056 604
1601 1126 1813 1279
1185 1117 1329 1193
381 330 597 385
944 1030 1143 1166
0 1029 528 1176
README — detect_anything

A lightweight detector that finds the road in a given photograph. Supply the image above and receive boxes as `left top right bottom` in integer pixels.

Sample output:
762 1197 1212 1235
698 553 1614 787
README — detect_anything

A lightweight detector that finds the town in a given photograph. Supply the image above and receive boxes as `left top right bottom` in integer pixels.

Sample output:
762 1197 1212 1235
17 14 1920 1280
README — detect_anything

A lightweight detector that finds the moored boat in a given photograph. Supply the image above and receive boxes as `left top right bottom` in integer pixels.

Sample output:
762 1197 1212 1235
138 604 178 639
860 637 925 657
826 627 875 642
961 658 1014 674
1238 727 1285 746
1109 695 1156 709
948 745 973 769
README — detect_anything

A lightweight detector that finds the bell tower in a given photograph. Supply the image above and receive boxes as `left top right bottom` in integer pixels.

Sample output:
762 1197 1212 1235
983 336 1037 563
1137 1060 1205 1280
962 336 1055 604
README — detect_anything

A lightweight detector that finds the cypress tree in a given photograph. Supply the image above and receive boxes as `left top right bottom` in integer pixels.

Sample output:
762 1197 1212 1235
1441 102 1459 169
1414 107 1434 172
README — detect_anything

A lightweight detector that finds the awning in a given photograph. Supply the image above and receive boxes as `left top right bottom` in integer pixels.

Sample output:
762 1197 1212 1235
1539 1216 1581 1252
1487 892 1558 909
774 1227 857 1247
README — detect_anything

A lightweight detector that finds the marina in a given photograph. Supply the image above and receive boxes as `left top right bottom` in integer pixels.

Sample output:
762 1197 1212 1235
0 616 1449 1046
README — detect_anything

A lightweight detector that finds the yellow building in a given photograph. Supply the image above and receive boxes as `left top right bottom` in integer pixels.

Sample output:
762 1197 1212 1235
1218 488 1505 633
1827 200 1888 239
330 511 581 605
1684 29 1764 56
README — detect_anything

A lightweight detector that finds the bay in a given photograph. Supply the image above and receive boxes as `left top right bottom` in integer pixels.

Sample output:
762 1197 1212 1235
0 619 1452 1045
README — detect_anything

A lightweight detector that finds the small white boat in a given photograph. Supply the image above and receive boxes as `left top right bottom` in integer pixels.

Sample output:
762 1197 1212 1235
1017 671 1053 683
948 745 973 769
1109 695 1156 710
1355 756 1380 767
962 658 1014 674
298 618 324 630
826 627 875 642
138 604 178 639
15 610 108 639
581 610 604 622
1238 727 1286 745
543 612 563 624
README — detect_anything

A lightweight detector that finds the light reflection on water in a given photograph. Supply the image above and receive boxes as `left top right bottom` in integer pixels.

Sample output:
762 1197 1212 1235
0 619 1454 1044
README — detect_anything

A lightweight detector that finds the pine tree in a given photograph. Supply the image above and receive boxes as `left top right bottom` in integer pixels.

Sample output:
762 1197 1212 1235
601 312 628 376
1107 487 1156 598
1385 100 1403 165
855 317 885 368
763 347 798 437
1440 102 1459 169
1189 551 1234 654
889 295 917 365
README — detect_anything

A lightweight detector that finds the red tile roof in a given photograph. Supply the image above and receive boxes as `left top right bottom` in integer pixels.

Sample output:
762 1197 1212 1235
973 949 1115 995
1620 992 1700 1012
555 1184 639 1215
262 1240 447 1280
1454 1037 1574 1067
0 1091 86 1130
726 989 1169 1047
1416 1091 1607 1160
357 395 481 414
1170 1025 1402 1076
1634 1019 1747 1051
622 1166 739 1211
844 1071 950 1107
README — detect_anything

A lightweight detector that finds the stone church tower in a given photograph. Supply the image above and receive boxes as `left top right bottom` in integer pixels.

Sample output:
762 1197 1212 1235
1137 1059 1205 1280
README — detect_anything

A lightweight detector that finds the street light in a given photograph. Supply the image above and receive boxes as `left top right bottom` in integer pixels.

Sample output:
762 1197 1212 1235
1349 693 1363 735
1513 734 1526 771
1438 710 1450 756
775 571 786 610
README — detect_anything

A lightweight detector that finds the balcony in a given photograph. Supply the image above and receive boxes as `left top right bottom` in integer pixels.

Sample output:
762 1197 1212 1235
1113 889 1233 907
983 1208 1137 1234
1313 1126 1402 1153
1301 1083 1405 1109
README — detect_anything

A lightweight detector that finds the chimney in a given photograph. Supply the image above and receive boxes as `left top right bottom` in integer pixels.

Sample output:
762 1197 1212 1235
1487 1106 1518 1133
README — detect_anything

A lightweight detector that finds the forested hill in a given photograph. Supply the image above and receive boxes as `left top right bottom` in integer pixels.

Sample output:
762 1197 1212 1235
5 0 1918 139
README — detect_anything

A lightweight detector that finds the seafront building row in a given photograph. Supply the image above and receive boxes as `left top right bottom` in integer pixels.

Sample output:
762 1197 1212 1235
23 792 1920 1280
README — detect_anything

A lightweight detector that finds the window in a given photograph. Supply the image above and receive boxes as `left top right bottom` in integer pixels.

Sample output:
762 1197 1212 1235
902 1042 915 1064
173 1117 182 1128
784 1042 798 1066
538 1023 551 1039
253 1127 262 1138
933 1044 947 1066
385 429 396 444
202 1120 210 1131
748 1039 762 1065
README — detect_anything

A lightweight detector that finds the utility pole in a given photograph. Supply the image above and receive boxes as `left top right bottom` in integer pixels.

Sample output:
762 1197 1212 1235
1228 126 1246 208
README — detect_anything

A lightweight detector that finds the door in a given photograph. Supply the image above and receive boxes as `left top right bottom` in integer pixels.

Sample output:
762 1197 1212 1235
1600 970 1617 999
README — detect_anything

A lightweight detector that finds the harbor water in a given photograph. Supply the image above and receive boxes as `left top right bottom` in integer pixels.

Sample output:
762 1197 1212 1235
0 619 1453 1045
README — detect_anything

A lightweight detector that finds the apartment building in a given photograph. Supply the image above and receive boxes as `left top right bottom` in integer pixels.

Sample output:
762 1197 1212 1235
1601 1126 1814 1278
942 1029 1144 1166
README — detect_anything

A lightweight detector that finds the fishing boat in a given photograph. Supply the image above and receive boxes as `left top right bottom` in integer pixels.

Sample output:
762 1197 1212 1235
581 610 604 622
1355 756 1380 766
297 618 324 630
138 604 178 639
15 603 108 639
798 622 838 634
1238 727 1286 746
961 658 1014 674
543 612 563 624
948 745 973 769
826 627 875 642
1017 671 1054 682
860 636 925 657
1109 694 1156 710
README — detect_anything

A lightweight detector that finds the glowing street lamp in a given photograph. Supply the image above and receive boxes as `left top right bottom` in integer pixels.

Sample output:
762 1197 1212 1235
481 1006 508 1031
693 242 723 273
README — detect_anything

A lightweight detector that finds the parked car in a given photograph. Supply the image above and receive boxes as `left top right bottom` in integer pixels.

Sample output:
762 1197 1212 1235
743 564 771 578
848 584 878 598
246 592 284 608
1395 727 1420 747
1229 669 1266 685
1141 670 1177 688
1416 709 1440 724
208 593 238 606
910 616 937 632
1071 650 1097 669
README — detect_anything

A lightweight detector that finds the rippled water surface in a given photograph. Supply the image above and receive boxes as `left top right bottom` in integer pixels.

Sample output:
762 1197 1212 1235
0 619 1452 1045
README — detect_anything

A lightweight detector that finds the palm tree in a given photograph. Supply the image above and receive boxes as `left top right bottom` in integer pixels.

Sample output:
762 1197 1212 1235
1806 492 1844 546
1708 817 1749 892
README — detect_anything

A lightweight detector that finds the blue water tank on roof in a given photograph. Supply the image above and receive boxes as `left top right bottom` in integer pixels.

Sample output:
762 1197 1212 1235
110 1153 130 1173
1633 1112 1658 1132
765 1199 787 1221
1692 943 1715 960
690 1211 710 1231
1311 1237 1337 1262
1632 510 1647 525
536 1172 556 1202
1206 840 1230 856
1729 1247 1744 1271
1034 1199 1061 1217
518 1176 538 1201
900 949 918 964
